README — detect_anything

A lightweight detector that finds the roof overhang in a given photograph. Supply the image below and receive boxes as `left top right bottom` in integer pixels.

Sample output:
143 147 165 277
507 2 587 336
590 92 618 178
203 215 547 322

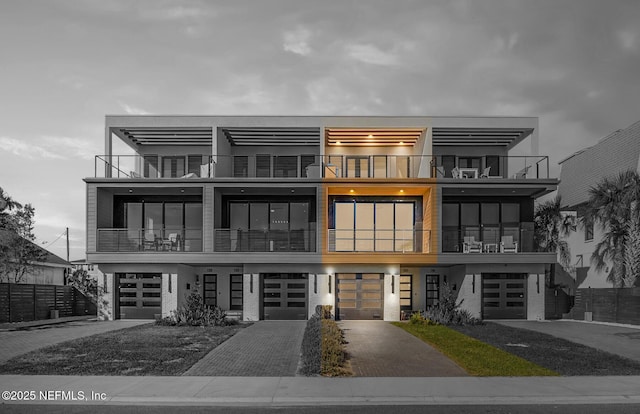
432 127 533 149
114 127 213 146
326 128 424 147
222 127 320 146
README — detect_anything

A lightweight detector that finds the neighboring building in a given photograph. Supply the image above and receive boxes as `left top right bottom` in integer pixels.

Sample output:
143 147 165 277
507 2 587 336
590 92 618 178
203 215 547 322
86 115 557 321
0 232 70 285
71 259 103 281
558 120 640 289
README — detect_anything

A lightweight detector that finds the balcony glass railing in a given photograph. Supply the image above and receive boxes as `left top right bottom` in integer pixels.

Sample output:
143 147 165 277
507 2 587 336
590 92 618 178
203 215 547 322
327 229 431 253
441 227 537 253
94 154 551 180
97 228 203 252
214 228 316 252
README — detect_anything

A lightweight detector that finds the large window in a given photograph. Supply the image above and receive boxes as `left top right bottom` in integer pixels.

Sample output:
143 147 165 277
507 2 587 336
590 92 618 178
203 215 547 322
332 199 416 252
222 199 314 252
442 201 530 252
115 197 203 252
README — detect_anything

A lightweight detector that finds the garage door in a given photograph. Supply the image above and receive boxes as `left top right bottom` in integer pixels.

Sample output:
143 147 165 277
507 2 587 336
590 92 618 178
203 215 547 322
482 273 527 319
337 273 384 320
117 273 162 319
262 273 308 320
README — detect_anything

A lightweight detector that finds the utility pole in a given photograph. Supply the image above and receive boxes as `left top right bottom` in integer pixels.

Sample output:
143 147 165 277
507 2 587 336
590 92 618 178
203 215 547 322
66 227 69 263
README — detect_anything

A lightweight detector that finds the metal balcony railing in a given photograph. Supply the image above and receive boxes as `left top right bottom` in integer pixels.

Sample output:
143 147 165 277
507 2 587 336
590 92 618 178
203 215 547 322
97 228 203 252
94 154 551 180
441 227 537 253
327 229 431 253
214 229 316 252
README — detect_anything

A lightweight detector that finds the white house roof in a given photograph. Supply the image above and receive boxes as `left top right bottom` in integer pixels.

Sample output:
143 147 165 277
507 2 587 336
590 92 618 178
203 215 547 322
558 119 640 208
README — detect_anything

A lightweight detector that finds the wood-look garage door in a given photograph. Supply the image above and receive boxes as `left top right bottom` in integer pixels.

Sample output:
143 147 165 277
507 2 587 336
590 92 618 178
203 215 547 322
117 273 162 319
262 273 308 320
337 273 384 320
482 273 527 319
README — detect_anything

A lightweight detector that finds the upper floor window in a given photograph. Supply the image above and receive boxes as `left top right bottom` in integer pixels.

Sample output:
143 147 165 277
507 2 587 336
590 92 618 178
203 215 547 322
584 217 594 241
331 199 417 252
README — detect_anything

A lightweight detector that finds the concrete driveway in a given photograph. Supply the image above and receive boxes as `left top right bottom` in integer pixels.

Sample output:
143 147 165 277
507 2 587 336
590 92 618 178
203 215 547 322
495 320 640 363
340 321 468 377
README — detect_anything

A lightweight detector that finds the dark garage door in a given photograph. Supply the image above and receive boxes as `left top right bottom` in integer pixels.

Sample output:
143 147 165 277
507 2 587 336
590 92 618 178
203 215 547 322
117 273 162 319
482 273 527 319
262 273 308 320
337 273 384 320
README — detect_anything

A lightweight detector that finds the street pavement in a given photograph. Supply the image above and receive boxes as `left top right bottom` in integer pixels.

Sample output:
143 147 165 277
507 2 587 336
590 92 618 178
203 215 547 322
1 375 640 406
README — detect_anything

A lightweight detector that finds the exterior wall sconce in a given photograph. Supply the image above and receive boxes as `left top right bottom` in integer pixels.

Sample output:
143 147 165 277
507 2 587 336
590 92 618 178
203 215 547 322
391 275 395 294
472 275 475 293
250 274 253 293
328 275 332 294
314 274 317 294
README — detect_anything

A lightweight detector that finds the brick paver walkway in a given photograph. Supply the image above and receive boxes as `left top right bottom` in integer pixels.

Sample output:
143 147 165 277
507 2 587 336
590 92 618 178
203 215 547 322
184 320 306 376
0 320 152 364
340 321 468 377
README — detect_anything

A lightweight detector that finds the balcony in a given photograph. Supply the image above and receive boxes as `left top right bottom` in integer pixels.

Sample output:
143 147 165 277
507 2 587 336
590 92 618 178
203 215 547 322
441 227 536 253
327 229 432 253
214 229 316 252
97 228 203 252
94 154 550 180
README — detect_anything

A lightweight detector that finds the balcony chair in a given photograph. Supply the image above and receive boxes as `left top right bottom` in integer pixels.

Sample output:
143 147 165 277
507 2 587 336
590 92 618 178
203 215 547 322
463 236 483 253
480 166 491 178
162 233 180 251
500 236 518 253
143 232 157 251
451 167 461 179
512 165 531 179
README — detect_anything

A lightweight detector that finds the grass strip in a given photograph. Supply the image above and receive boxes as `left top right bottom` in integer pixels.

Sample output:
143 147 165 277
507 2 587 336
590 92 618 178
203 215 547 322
0 323 246 376
393 322 558 377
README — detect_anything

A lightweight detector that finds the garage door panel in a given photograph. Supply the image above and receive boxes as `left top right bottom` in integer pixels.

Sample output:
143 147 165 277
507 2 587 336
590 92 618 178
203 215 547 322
118 273 161 319
262 274 308 320
337 273 384 320
482 274 527 319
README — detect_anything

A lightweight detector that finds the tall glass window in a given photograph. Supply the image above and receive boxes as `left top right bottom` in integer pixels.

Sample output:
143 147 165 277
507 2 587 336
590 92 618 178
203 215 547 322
184 203 203 251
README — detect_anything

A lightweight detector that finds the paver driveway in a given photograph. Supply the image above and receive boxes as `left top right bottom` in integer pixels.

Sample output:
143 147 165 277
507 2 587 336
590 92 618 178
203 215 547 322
0 320 151 364
340 321 468 377
184 320 306 376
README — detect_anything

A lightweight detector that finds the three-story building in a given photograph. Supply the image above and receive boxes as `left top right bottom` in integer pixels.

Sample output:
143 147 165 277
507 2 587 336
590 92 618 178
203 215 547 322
86 115 557 321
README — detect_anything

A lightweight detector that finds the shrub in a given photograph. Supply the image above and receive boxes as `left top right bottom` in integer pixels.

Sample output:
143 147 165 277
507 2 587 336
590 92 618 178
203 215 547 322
299 316 322 376
422 283 482 326
314 304 334 320
155 292 229 327
321 319 351 376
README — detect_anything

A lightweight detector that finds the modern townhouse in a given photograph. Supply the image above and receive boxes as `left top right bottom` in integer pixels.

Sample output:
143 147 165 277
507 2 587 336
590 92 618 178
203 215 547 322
558 120 640 289
86 115 557 322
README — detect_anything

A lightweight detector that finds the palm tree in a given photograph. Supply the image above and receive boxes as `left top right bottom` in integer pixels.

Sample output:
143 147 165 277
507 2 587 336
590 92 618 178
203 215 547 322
584 170 640 287
535 195 576 285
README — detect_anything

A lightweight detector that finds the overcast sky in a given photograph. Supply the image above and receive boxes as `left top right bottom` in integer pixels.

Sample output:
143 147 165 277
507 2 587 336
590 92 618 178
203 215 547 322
0 0 638 261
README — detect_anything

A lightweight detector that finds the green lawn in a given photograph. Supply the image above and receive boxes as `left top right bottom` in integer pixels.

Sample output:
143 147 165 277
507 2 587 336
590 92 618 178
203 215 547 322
392 322 558 377
0 323 247 376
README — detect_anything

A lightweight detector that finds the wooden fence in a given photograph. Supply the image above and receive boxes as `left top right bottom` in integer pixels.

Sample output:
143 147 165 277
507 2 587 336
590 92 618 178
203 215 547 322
545 287 572 319
0 283 97 323
566 287 640 325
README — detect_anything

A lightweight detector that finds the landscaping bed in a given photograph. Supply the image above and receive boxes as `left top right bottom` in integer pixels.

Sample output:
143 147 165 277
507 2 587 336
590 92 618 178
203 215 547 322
452 322 640 376
299 306 352 376
0 323 246 375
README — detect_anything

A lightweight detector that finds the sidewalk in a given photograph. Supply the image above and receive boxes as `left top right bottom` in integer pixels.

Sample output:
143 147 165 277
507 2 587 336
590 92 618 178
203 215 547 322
1 375 640 406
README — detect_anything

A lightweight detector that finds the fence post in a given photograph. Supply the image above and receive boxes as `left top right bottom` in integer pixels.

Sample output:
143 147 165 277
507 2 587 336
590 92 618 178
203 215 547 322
33 284 36 321
54 285 57 311
8 283 11 323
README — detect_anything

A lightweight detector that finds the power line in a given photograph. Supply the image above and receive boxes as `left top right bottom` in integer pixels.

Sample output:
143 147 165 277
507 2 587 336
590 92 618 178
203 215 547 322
42 229 67 247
